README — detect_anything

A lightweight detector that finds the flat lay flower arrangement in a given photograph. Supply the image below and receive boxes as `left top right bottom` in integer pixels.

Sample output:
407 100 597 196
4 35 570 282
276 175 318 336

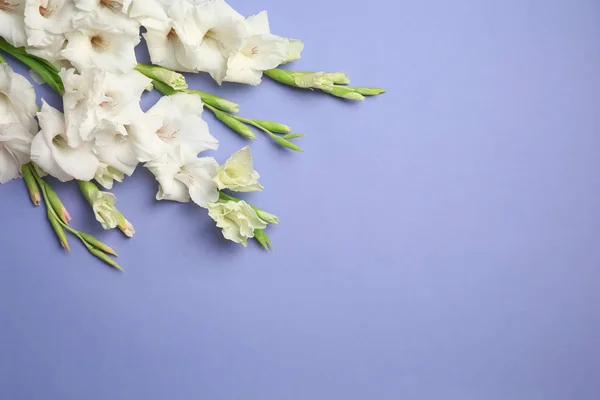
0 0 384 271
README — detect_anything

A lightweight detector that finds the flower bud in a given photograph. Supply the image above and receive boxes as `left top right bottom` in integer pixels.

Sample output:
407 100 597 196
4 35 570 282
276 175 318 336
325 72 350 85
79 232 118 256
251 119 292 134
347 86 386 96
21 164 40 206
253 229 273 250
292 72 334 90
45 183 71 224
212 109 256 139
264 68 297 86
87 246 123 271
322 86 365 101
48 212 70 252
187 90 240 113
118 213 135 238
270 134 304 152
135 63 188 91
255 209 279 225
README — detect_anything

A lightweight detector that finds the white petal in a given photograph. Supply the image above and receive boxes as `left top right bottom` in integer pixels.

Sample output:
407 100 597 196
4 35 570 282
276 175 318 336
31 101 98 182
0 2 27 47
147 92 218 155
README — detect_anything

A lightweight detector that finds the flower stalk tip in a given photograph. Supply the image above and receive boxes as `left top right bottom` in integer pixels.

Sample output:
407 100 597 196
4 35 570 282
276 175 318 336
45 183 71 225
22 164 41 206
48 212 70 252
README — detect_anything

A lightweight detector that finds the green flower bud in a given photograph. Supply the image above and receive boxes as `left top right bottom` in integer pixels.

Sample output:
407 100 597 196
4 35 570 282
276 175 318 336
255 209 279 225
264 68 297 87
251 119 292 134
282 133 306 140
151 79 177 96
78 232 118 256
135 63 188 91
325 72 350 85
270 134 304 152
292 72 334 90
21 164 40 206
187 89 240 113
322 85 365 101
346 86 386 96
212 109 256 139
48 212 70 252
45 183 71 224
87 245 123 271
254 229 273 251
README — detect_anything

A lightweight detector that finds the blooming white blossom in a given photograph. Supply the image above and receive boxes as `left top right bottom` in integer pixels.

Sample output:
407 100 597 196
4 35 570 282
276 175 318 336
80 180 121 229
144 0 247 82
144 92 218 159
224 11 297 85
0 63 38 184
24 0 74 52
146 145 219 206
129 0 171 31
30 101 99 182
0 0 27 47
60 68 152 146
61 8 140 72
206 200 267 246
213 146 262 192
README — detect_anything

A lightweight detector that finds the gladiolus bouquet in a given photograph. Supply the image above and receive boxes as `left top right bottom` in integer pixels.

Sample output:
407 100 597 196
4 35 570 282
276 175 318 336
0 0 384 270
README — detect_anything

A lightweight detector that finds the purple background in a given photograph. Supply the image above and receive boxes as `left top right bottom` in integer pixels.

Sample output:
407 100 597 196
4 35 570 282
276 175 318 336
1 0 600 398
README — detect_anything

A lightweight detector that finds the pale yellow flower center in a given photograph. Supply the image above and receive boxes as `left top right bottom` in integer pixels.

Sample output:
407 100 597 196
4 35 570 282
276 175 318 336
52 134 69 149
91 34 111 52
99 0 121 12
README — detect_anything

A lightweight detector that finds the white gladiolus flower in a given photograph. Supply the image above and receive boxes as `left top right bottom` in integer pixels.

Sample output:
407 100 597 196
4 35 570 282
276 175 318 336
213 146 263 192
85 185 121 229
146 146 219 206
30 101 99 182
94 162 124 189
206 200 267 246
0 63 38 184
144 0 246 82
129 0 171 30
0 63 38 134
145 92 218 157
24 0 75 48
224 11 295 85
0 0 27 47
92 121 140 177
61 9 140 72
60 68 152 146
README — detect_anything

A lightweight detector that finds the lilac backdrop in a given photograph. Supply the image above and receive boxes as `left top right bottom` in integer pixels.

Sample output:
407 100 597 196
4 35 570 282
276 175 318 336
1 0 600 399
